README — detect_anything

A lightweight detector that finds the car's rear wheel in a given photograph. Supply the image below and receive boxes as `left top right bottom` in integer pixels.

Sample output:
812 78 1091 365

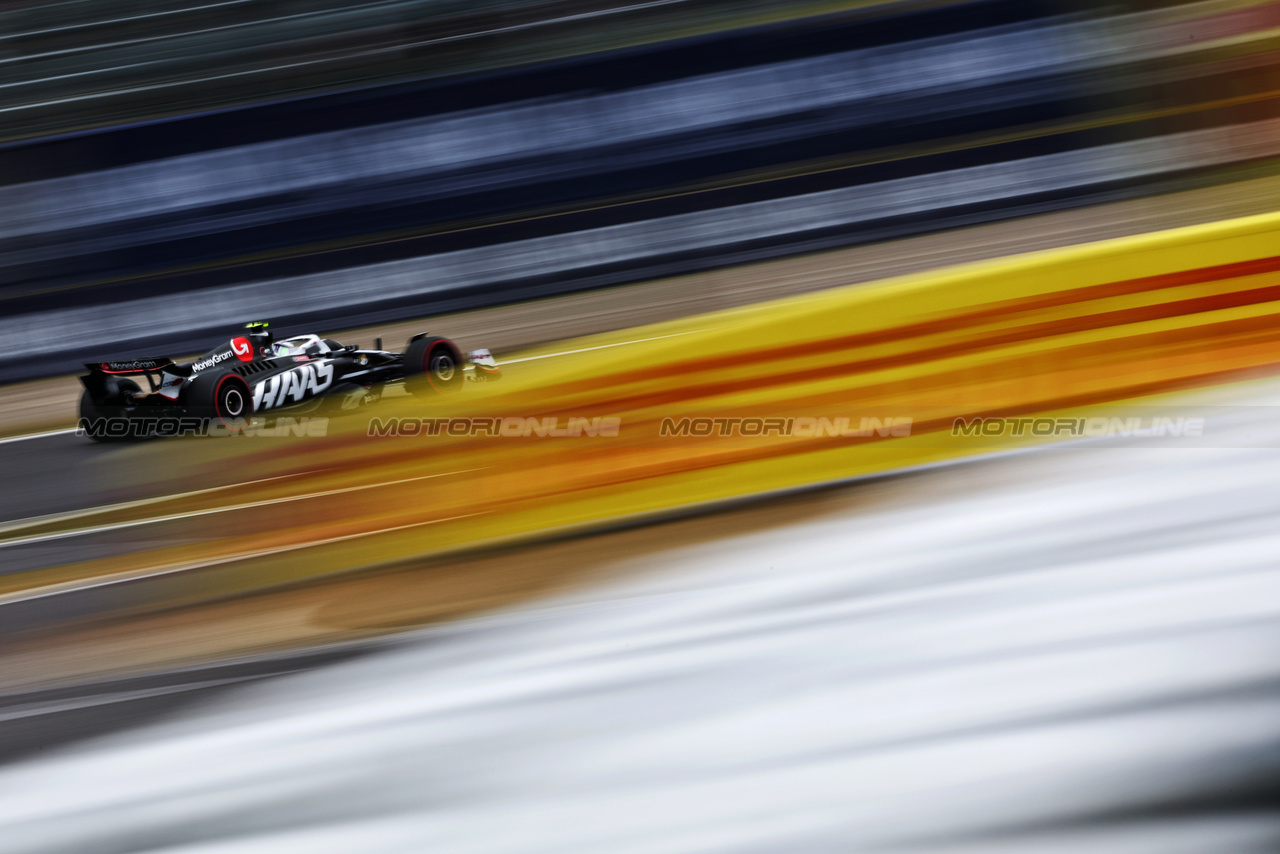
78 378 142 443
405 336 464 398
185 370 253 434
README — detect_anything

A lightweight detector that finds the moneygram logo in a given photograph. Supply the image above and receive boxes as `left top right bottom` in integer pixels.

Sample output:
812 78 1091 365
100 360 162 372
193 338 254 372
193 349 233 372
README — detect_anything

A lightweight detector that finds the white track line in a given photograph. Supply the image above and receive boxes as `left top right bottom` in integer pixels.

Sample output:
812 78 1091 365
0 673 281 723
500 330 707 365
0 428 78 446
0 512 478 605
0 471 306 536
0 469 482 549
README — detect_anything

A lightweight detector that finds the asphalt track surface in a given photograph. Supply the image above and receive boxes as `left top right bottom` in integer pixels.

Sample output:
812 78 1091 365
0 430 283 577
1 378 1279 853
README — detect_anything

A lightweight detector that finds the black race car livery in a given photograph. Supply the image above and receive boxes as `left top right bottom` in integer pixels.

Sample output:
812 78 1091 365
78 322 500 441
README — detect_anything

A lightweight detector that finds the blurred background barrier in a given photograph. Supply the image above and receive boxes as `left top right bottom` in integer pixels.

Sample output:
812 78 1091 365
0 0 856 140
4 209 1279 630
3 118 1280 375
2 0 1279 380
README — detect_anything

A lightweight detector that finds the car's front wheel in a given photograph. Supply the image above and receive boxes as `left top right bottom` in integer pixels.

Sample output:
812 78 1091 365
404 335 465 398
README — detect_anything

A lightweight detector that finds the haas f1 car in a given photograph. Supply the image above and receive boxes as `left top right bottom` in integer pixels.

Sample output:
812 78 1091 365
78 322 500 441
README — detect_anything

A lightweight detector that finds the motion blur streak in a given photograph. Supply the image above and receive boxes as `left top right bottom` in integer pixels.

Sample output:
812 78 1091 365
2 1 1279 843
2 399 1280 853
0 0 766 135
0 17 1127 239
5 211 1280 622
8 117 1280 366
5 0 1280 380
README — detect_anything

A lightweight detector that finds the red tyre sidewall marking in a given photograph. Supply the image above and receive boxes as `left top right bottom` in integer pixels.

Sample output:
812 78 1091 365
213 375 250 429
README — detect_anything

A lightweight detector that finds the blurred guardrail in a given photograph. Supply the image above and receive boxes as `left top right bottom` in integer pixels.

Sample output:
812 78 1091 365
0 0 1277 381
3 118 1279 369
1 16 1094 246
1 0 851 141
4 209 1280 632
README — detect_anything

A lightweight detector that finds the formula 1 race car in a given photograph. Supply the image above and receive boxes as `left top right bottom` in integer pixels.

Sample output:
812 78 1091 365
78 321 500 441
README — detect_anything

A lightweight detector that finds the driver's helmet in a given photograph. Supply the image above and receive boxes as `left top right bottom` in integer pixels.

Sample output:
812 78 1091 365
271 334 329 358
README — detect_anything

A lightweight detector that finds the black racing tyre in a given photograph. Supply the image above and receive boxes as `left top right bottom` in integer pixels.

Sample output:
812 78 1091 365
184 370 253 434
78 378 141 443
404 336 464 398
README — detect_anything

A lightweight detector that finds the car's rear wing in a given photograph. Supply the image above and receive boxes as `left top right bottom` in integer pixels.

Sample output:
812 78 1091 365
81 358 181 402
85 358 176 375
